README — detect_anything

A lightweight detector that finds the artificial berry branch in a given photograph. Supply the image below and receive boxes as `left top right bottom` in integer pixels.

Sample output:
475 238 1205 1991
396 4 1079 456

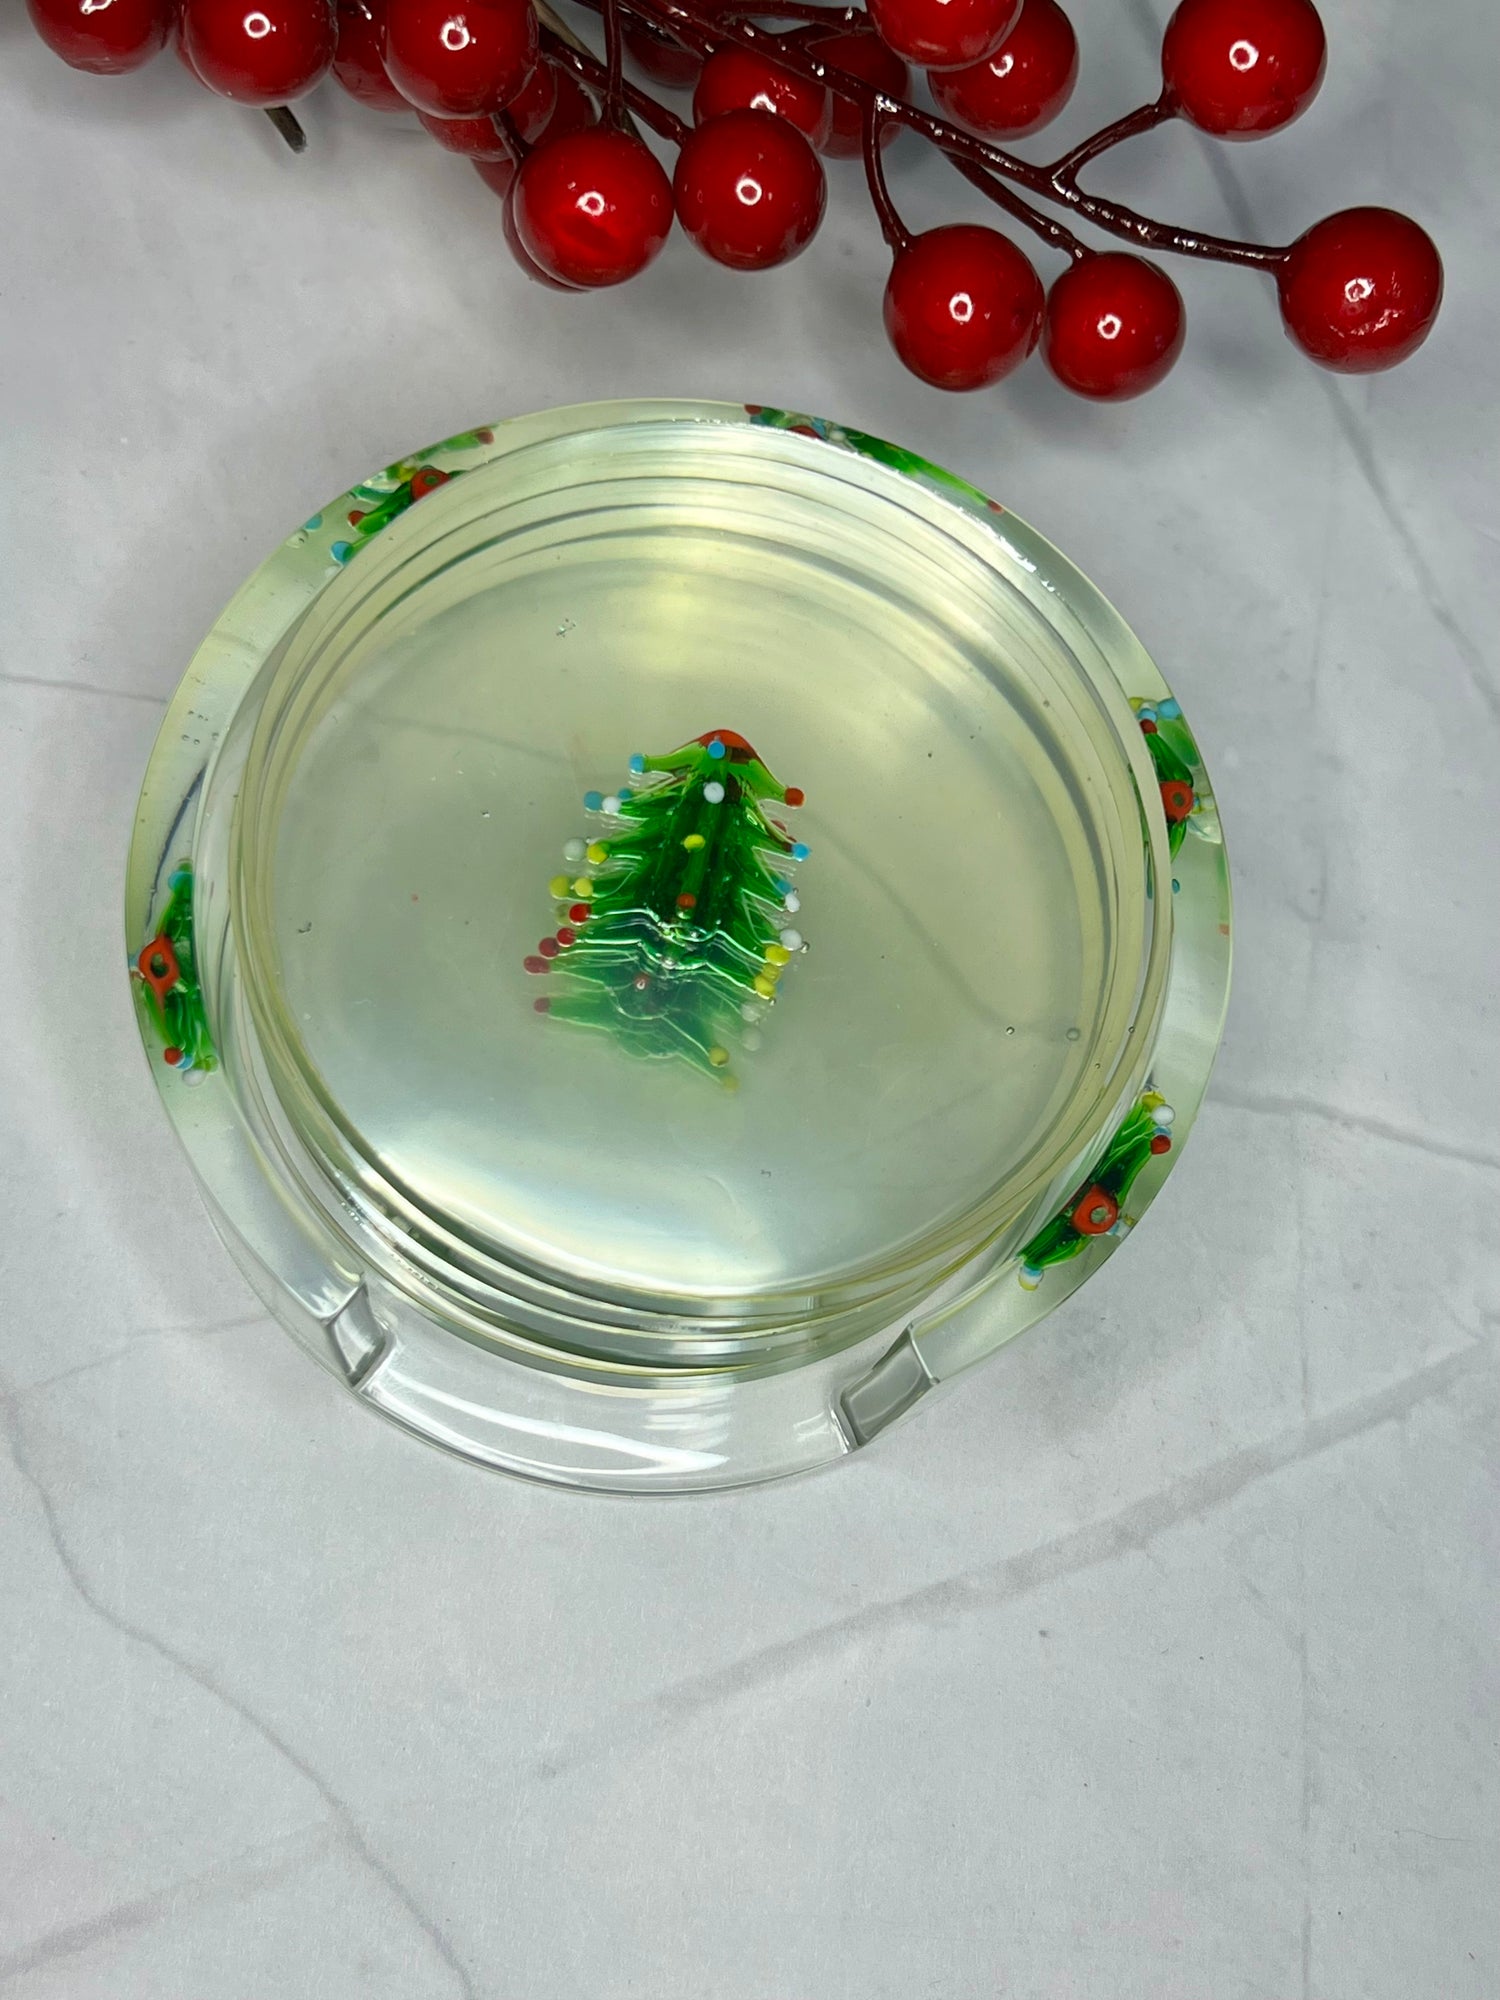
29 0 1444 399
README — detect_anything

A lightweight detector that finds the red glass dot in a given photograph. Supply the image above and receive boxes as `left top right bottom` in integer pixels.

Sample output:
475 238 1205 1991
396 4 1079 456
163 1046 184 1066
408 465 449 498
883 223 1044 390
693 47 832 148
1042 253 1185 400
867 0 1019 72
1070 1185 1119 1236
1160 778 1194 822
677 892 697 909
533 995 552 1012
523 954 549 973
556 926 576 946
674 109 826 272
331 0 407 109
26 0 173 73
796 26 908 157
634 973 651 989
1276 207 1442 373
1162 0 1325 139
784 786 805 807
538 936 561 958
927 0 1078 138
181 0 335 105
1150 1132 1172 1154
1140 716 1158 733
512 127 674 288
382 0 537 116
569 902 591 922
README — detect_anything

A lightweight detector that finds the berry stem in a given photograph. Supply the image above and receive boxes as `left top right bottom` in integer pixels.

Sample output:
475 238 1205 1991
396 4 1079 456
262 104 307 152
539 23 690 142
601 0 626 123
1045 95 1173 182
493 105 529 157
947 153 1088 263
861 99 910 253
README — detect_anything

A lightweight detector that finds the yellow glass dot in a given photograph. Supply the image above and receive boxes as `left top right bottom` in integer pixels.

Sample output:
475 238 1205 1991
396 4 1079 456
753 974 776 999
683 833 706 851
572 877 594 899
765 943 791 966
708 1046 730 1068
548 874 570 900
721 1072 741 1095
586 842 608 865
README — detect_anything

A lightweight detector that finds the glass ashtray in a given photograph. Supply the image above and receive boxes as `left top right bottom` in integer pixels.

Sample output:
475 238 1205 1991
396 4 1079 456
126 401 1231 1493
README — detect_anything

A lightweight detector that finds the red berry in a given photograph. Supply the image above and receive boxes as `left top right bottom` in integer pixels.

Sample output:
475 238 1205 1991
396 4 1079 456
1161 0 1325 139
420 107 508 155
1276 207 1442 372
1042 253 1185 399
507 52 559 137
675 109 825 271
181 0 334 104
474 153 516 195
331 0 406 107
884 224 1044 390
382 0 536 115
693 47 832 149
928 0 1077 137
502 186 582 287
512 127 673 287
537 64 596 141
621 15 702 90
867 0 1019 73
26 0 171 72
798 26 908 157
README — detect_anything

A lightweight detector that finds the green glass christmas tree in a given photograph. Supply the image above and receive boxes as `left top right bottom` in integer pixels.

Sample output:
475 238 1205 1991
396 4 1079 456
525 730 810 1088
133 862 216 1079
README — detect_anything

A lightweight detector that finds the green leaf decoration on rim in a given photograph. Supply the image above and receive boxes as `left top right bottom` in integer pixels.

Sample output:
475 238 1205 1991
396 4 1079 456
133 861 216 1080
1017 1088 1176 1288
744 405 1005 521
525 729 810 1089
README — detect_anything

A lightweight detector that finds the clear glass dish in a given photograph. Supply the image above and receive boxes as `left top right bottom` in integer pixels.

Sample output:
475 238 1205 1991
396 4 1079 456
126 400 1230 1492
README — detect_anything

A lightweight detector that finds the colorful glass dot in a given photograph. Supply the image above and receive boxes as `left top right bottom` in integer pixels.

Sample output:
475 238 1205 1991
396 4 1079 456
556 927 576 947
548 874 571 899
683 833 706 851
1158 698 1181 719
1150 1133 1172 1155
583 790 604 811
677 892 697 910
586 842 608 865
533 996 551 1013
629 754 646 774
791 842 810 861
539 937 560 959
784 786 805 808
330 541 352 564
707 739 727 760
569 903 591 923
572 877 594 898
523 955 548 974
708 1046 730 1067
703 781 726 804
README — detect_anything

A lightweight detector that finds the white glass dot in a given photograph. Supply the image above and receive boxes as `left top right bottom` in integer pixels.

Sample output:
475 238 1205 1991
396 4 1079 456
563 838 585 863
779 927 803 951
601 795 621 816
704 780 725 803
782 891 800 914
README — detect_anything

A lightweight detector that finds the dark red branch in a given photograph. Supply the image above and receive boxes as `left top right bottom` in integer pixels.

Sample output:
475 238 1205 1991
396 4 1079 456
541 23 691 144
1045 96 1174 182
861 99 910 254
601 0 626 123
947 153 1087 264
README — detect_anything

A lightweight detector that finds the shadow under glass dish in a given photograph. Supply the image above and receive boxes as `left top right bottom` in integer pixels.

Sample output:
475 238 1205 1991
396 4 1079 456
232 421 1159 1355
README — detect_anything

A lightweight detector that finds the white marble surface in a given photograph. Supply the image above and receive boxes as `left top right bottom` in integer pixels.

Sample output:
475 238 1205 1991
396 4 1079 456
2 0 1497 1991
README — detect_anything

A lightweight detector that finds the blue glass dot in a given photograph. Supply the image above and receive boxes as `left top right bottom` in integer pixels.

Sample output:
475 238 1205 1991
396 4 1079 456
330 541 352 564
303 513 323 531
1158 698 1181 720
773 877 790 897
1138 705 1158 724
583 790 603 811
629 754 646 774
1171 877 1181 895
791 842 810 861
707 739 727 759
617 787 633 803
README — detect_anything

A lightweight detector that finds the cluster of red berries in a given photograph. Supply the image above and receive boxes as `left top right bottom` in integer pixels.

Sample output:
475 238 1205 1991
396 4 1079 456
27 0 1442 399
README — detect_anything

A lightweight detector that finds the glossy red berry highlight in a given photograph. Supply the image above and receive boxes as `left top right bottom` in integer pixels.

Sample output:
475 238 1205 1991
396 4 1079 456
330 0 406 107
512 127 674 287
181 0 335 105
382 0 537 116
1042 253 1185 399
1276 207 1442 372
927 0 1078 137
693 47 832 149
26 0 171 73
867 0 1019 73
621 15 702 89
674 108 826 271
884 224 1044 389
1161 0 1325 138
798 26 909 156
502 186 582 287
